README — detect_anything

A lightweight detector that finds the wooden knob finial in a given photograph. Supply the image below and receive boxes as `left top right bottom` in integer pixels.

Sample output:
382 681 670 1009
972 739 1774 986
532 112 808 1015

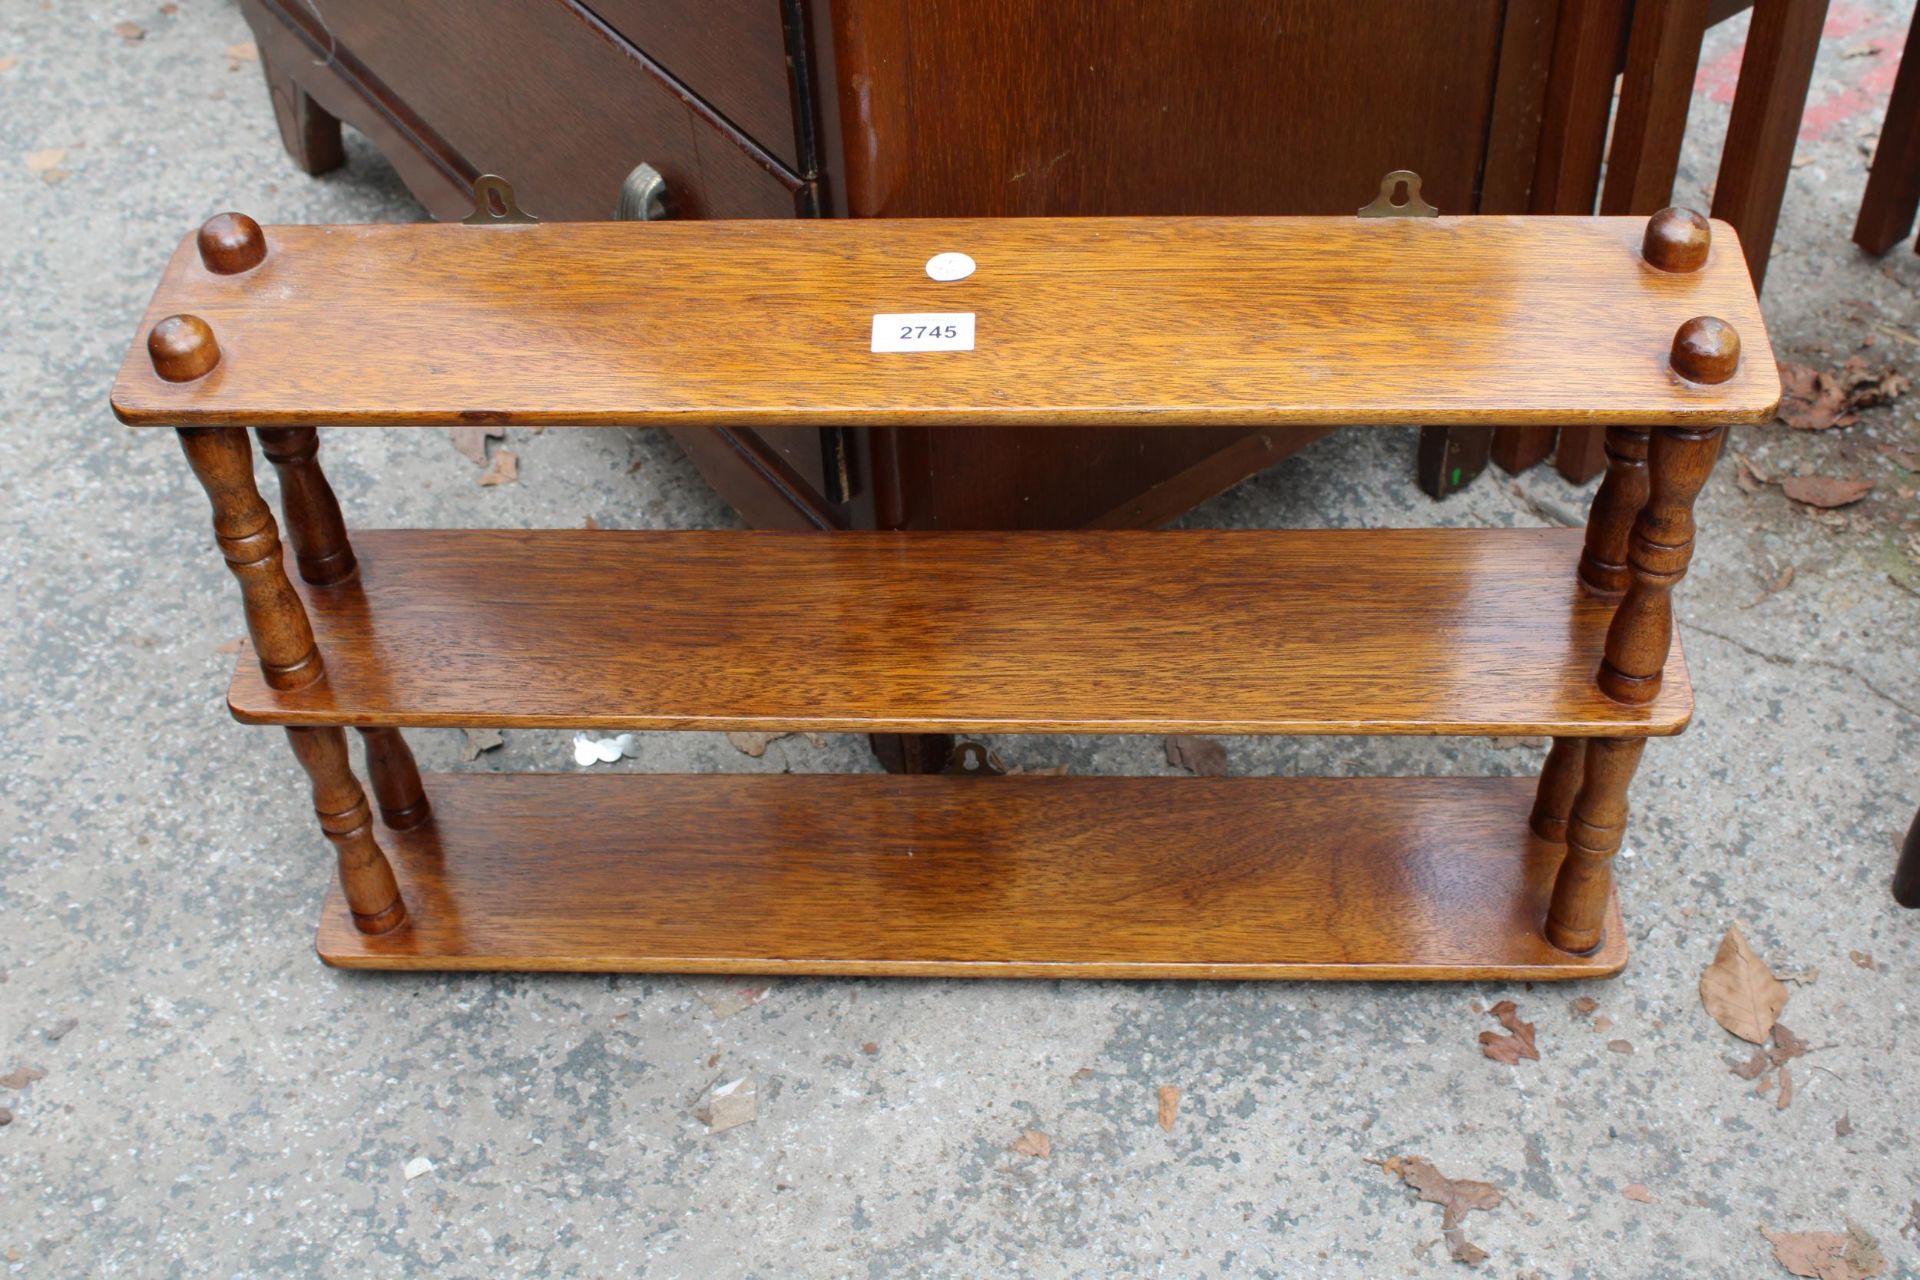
1669 316 1739 384
148 314 221 382
198 212 267 274
1642 207 1710 273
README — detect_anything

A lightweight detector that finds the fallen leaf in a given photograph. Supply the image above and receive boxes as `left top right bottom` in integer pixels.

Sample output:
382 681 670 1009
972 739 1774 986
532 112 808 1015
1164 735 1227 777
1479 1000 1539 1065
1755 1072 1776 1097
25 147 65 172
1769 1022 1810 1067
41 1018 77 1042
1730 1047 1771 1080
0 1067 45 1090
1778 362 1849 430
113 20 145 40
1570 996 1599 1015
1879 446 1920 474
1157 1085 1179 1132
1593 1014 1615 1032
694 1074 757 1133
448 424 504 464
1069 1067 1094 1082
1700 923 1789 1044
582 515 601 530
1836 1112 1852 1137
477 449 518 486
1782 475 1873 509
1839 354 1911 410
726 731 786 758
1382 1156 1503 1268
1608 1039 1634 1054
1623 1183 1653 1203
1762 1224 1887 1280
461 727 503 760
692 979 770 1019
1777 1063 1793 1110
1848 950 1875 970
1010 1129 1051 1159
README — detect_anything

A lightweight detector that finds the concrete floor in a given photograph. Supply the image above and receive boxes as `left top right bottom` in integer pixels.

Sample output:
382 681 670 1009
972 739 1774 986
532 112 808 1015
3 1 1919 1276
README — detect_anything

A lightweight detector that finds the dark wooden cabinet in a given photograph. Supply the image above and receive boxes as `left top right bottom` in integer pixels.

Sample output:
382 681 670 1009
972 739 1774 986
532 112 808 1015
241 0 1575 532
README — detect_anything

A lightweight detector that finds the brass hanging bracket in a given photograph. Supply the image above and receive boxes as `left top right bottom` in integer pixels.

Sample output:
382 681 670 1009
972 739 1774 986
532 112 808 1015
462 175 539 225
1357 170 1439 218
942 741 1007 777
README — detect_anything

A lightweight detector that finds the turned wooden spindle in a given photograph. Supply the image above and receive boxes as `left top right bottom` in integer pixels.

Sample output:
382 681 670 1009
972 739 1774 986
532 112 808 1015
255 426 357 586
358 728 431 830
176 427 323 691
197 212 268 275
1597 422 1724 704
1576 426 1652 599
285 727 407 934
1528 737 1588 842
1546 737 1646 953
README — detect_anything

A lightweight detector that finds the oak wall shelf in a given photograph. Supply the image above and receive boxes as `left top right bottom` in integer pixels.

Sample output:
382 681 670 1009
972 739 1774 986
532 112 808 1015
115 204 1778 979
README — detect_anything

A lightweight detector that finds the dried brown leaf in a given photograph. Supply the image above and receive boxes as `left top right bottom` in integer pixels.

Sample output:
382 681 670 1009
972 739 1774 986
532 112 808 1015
1778 363 1848 431
1781 475 1873 509
1010 1129 1051 1160
0 1067 45 1090
1592 1014 1614 1032
477 449 518 486
1777 1064 1793 1110
1607 1039 1634 1054
1836 1112 1853 1137
1623 1183 1653 1203
1383 1156 1503 1268
25 148 65 173
582 515 601 530
726 731 785 758
1849 950 1875 970
448 424 504 464
1570 996 1599 1015
1769 1022 1810 1067
1730 1047 1771 1079
1761 1224 1887 1280
1164 735 1227 777
1156 1085 1179 1132
1479 1000 1539 1065
461 727 503 760
1700 923 1789 1044
113 20 145 40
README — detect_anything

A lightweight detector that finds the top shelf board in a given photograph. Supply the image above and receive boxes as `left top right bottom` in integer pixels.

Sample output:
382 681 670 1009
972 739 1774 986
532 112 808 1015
113 215 1779 430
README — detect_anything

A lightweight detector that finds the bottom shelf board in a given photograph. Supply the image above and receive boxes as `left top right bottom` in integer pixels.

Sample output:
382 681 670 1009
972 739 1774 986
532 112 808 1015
318 773 1626 979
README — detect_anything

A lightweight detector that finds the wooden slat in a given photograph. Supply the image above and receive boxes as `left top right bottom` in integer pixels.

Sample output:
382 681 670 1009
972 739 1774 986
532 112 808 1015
316 773 1628 979
113 216 1778 430
228 528 1691 736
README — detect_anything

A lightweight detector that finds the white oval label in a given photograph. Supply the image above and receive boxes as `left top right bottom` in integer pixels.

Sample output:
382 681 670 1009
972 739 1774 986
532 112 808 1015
925 252 976 282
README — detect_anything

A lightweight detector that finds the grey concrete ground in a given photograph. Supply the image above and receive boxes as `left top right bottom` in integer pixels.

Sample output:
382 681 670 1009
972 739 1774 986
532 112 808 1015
3 1 1919 1276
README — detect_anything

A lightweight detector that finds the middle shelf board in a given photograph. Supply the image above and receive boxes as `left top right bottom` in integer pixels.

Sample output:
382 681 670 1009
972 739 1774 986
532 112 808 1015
229 527 1691 737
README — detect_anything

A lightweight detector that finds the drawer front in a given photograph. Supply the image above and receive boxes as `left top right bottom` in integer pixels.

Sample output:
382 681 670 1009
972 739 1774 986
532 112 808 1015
312 0 802 221
586 0 800 171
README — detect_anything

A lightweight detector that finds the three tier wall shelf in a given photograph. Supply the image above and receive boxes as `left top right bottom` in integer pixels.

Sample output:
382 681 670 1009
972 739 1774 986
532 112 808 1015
112 202 1779 980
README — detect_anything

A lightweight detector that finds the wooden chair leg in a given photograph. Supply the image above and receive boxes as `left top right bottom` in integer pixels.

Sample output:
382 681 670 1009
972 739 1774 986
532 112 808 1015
1546 737 1647 952
1491 426 1558 475
1554 424 1610 484
1598 423 1723 704
1710 0 1830 291
260 45 345 176
286 727 407 934
1530 737 1589 841
1577 426 1652 599
1416 426 1493 498
358 728 432 830
1854 7 1920 256
176 427 323 691
1896 803 1920 907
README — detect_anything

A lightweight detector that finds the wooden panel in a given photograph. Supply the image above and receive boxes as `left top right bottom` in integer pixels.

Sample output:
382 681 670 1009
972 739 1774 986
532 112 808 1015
317 773 1628 979
228 528 1693 736
814 0 1509 219
113 216 1779 430
1853 7 1920 255
1600 0 1712 215
284 0 801 222
586 0 799 170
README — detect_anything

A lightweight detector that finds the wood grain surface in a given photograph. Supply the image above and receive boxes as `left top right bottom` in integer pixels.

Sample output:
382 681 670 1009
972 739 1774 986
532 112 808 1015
113 216 1778 429
227 527 1692 736
315 772 1628 978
